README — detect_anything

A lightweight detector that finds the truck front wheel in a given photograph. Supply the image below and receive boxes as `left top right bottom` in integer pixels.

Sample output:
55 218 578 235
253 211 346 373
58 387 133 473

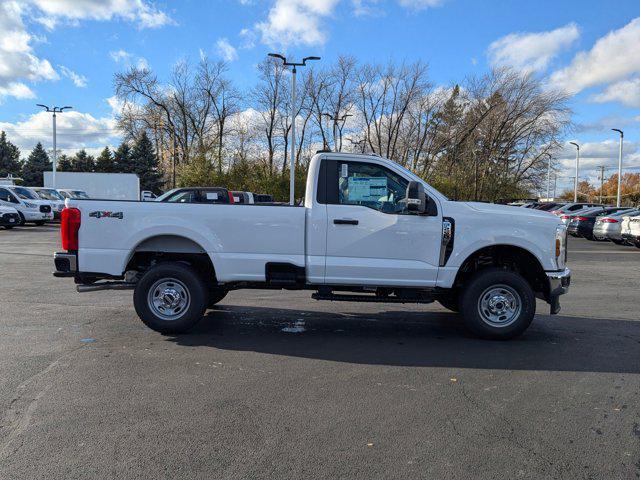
133 262 209 334
460 268 535 340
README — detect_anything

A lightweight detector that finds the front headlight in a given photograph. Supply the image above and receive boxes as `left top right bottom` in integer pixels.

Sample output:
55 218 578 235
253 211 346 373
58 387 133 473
555 224 567 268
23 202 37 209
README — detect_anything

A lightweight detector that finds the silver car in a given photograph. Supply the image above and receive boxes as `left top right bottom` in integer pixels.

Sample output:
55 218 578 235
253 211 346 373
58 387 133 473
593 209 638 243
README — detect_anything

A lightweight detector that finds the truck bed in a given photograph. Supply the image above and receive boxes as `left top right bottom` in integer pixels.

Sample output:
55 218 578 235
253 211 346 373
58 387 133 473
69 199 306 282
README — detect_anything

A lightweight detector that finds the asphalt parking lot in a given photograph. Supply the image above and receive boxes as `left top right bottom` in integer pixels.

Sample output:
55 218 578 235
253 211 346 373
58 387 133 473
0 225 639 480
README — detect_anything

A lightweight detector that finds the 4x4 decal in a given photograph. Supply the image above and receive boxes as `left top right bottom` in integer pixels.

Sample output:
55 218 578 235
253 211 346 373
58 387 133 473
89 211 123 219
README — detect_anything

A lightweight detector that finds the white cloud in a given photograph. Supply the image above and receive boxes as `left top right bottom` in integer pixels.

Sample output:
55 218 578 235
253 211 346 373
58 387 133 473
488 23 579 72
25 0 174 29
0 1 58 100
549 17 640 94
0 109 120 155
59 65 87 88
256 0 341 47
397 0 444 10
109 49 132 63
216 38 238 62
590 77 640 108
0 82 35 102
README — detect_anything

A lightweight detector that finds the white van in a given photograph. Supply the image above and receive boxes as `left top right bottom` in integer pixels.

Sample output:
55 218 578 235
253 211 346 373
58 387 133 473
32 187 66 219
0 186 54 225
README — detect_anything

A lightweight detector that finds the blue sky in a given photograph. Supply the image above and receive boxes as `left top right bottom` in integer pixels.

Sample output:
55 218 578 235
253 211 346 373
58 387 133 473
1 0 639 193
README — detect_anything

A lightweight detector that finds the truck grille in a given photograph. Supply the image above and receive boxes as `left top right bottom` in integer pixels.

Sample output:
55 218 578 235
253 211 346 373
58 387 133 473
39 205 51 213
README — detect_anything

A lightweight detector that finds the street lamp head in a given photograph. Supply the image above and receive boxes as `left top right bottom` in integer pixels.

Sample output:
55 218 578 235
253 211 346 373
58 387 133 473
569 141 579 150
612 128 623 137
268 53 286 62
60 106 73 112
36 104 50 111
302 56 321 64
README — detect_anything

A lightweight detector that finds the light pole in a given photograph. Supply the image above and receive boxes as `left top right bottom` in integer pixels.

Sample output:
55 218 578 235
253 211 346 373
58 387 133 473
322 113 352 152
569 142 580 202
544 153 552 200
37 104 72 189
268 53 320 205
612 128 623 207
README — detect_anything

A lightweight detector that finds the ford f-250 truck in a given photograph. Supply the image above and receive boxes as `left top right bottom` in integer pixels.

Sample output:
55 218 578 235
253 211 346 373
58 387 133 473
53 152 571 340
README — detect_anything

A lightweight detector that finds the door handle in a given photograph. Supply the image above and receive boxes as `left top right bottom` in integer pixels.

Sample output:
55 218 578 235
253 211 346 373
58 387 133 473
333 218 359 225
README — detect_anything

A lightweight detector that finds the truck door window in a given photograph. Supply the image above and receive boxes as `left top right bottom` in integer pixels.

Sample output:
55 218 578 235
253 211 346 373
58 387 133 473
0 188 18 203
166 190 197 203
337 161 409 214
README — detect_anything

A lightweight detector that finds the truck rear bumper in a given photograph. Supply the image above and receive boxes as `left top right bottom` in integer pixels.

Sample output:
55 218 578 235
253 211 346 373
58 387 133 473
546 268 571 314
53 252 76 277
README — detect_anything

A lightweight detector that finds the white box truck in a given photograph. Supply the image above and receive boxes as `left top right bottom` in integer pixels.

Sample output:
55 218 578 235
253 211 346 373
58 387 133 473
44 172 140 200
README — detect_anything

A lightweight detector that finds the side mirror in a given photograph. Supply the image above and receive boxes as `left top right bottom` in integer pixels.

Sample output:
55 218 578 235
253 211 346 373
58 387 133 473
406 181 438 216
406 181 426 213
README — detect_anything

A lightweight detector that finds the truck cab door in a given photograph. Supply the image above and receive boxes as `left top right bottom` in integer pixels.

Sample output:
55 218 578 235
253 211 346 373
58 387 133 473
321 159 441 287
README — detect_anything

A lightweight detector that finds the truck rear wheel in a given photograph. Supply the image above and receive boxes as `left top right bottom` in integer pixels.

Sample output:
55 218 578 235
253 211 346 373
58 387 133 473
133 262 208 334
459 268 535 340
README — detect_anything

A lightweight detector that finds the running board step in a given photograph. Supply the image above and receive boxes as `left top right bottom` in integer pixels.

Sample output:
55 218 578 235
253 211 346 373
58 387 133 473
312 292 434 304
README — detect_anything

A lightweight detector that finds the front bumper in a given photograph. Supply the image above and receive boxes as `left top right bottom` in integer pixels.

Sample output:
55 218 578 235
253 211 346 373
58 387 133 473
23 210 53 221
53 252 77 277
546 268 571 314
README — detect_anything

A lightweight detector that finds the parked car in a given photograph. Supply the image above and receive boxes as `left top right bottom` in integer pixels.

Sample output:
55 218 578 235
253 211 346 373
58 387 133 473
53 151 570 340
156 187 234 204
0 186 54 225
535 202 565 212
231 191 254 204
0 204 20 229
621 212 640 247
593 209 640 243
551 203 603 217
58 189 90 200
558 206 606 225
253 193 275 203
567 207 633 240
32 187 66 219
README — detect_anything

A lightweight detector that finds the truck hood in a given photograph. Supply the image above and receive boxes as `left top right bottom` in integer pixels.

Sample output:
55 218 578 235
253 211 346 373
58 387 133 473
464 201 556 220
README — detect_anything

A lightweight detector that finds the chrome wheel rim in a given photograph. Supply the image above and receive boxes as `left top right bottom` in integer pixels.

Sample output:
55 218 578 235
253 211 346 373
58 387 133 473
147 278 190 321
477 284 521 328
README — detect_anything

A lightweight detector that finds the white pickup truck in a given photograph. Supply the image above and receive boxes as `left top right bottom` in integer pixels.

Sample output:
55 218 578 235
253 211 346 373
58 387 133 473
53 152 571 340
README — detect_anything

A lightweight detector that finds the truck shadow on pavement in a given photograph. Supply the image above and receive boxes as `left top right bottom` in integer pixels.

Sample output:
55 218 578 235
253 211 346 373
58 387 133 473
165 305 640 373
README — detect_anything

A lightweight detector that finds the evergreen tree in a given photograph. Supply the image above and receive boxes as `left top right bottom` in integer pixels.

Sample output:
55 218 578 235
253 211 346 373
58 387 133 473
71 149 95 172
95 146 114 173
131 132 163 192
113 142 133 173
21 142 51 186
57 154 73 172
0 131 22 178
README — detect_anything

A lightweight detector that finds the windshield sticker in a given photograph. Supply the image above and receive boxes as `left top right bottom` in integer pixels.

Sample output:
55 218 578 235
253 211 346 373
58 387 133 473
347 177 388 202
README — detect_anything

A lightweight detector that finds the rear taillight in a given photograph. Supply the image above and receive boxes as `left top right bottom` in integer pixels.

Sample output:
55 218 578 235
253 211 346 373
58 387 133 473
228 191 234 204
602 218 618 223
575 216 588 221
561 215 570 220
61 207 81 251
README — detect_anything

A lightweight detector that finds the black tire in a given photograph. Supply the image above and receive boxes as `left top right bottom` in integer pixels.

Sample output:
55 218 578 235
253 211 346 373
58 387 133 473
460 268 536 340
437 294 459 313
611 239 625 245
133 262 209 334
34 220 46 226
207 287 228 308
17 212 26 226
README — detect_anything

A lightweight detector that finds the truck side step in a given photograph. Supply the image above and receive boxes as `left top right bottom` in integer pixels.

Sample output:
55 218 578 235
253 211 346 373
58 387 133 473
312 292 434 304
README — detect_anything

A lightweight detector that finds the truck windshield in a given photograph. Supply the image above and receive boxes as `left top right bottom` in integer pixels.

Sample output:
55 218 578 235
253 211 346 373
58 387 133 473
11 187 39 200
70 191 90 199
37 189 65 201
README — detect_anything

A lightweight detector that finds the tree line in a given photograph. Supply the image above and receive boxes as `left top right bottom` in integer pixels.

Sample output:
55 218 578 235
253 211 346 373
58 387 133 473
0 130 162 192
2 55 571 202
115 55 571 201
559 173 640 206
